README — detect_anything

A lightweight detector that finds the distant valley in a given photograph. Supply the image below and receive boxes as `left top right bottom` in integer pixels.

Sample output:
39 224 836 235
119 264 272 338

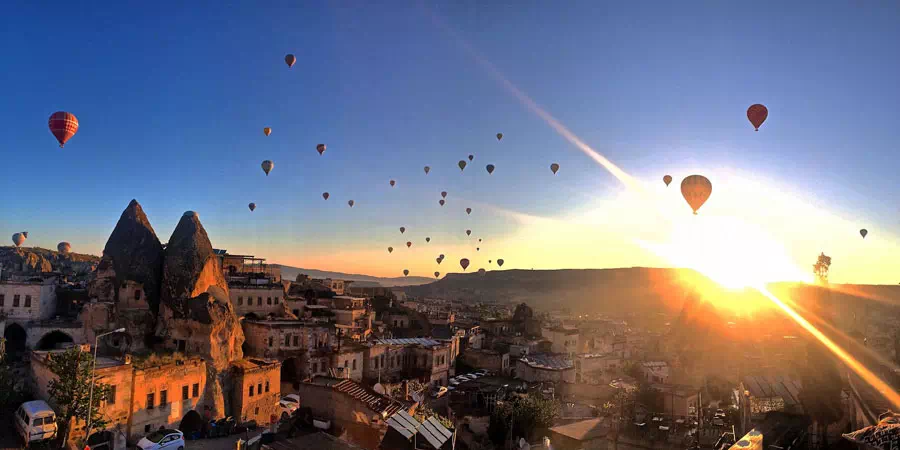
273 264 434 287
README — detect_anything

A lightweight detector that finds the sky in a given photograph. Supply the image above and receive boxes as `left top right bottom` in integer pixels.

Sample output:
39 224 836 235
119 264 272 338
2 2 900 283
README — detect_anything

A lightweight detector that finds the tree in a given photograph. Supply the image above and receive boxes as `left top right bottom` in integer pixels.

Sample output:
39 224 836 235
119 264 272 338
414 404 453 429
813 253 831 285
488 395 559 447
46 347 113 446
0 338 28 411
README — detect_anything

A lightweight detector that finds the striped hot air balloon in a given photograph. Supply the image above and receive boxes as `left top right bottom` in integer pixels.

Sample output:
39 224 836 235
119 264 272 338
49 111 79 147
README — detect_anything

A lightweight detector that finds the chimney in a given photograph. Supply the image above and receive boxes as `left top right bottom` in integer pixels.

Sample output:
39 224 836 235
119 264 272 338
403 379 409 400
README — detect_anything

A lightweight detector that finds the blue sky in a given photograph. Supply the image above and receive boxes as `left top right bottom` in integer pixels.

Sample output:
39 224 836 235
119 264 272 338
2 2 900 282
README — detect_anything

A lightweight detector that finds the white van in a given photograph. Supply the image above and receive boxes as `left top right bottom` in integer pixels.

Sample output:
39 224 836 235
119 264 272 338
14 400 58 444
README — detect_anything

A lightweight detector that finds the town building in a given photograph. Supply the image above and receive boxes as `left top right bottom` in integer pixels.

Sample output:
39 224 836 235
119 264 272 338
0 275 59 321
575 353 622 384
549 418 611 450
216 251 282 282
365 338 452 387
516 354 575 383
650 383 700 417
641 361 670 384
330 343 367 382
460 349 510 376
544 327 580 357
331 295 365 309
738 375 803 422
230 282 287 318
231 358 282 424
382 410 454 450
384 313 410 329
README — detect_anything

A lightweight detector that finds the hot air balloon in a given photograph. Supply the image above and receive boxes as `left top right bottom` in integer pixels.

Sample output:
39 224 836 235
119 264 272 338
663 175 672 186
261 160 274 176
460 258 470 271
441 191 447 199
681 175 712 215
348 200 354 207
322 192 330 200
388 247 393 253
426 237 431 242
466 230 472 236
550 163 560 175
476 248 480 251
468 154 474 161
12 233 25 247
486 164 495 175
466 208 472 215
436 257 442 264
264 127 272 136
285 54 296 68
407 241 412 248
458 160 467 171
48 111 79 148
860 229 868 239
747 104 768 131
439 200 445 206
478 268 486 275
403 269 409 277
390 180 396 187
496 133 503 141
22 232 28 238
248 203 256 212
424 166 431 175
489 260 492 264
439 254 445 259
434 271 440 278
58 242 71 254
497 259 504 267
316 144 326 155
400 227 406 234
478 238 482 242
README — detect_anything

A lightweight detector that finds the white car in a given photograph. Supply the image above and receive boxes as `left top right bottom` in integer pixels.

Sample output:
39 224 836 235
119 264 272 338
449 379 460 386
136 429 185 450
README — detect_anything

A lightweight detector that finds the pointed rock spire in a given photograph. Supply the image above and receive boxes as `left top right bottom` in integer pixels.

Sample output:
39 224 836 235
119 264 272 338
101 199 165 311
160 211 229 312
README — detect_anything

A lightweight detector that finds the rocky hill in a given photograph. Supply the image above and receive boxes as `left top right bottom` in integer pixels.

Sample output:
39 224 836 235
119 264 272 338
274 264 433 287
0 246 98 278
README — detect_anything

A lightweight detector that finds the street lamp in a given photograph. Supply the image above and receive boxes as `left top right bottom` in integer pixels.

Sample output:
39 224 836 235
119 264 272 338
85 328 126 441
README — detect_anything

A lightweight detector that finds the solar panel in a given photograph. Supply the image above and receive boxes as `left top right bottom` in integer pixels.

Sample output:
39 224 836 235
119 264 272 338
419 417 452 449
387 410 419 439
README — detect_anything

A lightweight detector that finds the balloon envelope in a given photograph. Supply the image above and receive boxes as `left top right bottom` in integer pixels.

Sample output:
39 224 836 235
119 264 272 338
747 104 768 131
424 166 431 174
663 175 672 186
348 200 354 207
466 230 472 236
468 154 474 161
439 199 445 206
550 163 560 174
407 241 412 248
478 268 486 275
681 175 712 214
388 247 393 253
400 227 406 234
264 127 272 136
58 242 71 254
496 133 503 141
860 229 868 239
403 269 409 276
466 208 472 215
285 54 296 68
460 258 470 270
426 237 430 242
48 111 79 148
497 259 504 267
458 160 467 171
322 192 329 200
261 160 274 176
441 191 447 198
12 233 25 247
390 180 396 187
434 272 440 278
436 257 442 264
248 203 256 211
316 144 326 155
486 164 495 174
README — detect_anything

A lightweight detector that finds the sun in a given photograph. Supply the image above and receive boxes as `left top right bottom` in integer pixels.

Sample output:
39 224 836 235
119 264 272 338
639 215 813 290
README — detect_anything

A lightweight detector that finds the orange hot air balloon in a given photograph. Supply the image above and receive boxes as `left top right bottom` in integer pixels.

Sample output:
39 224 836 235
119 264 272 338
663 175 672 186
460 258 470 271
322 192 329 200
681 175 712 215
497 259 504 267
468 154 474 161
441 191 447 199
466 208 472 215
407 241 412 248
264 127 272 136
316 144 326 155
747 104 768 131
860 229 868 239
48 111 79 148
248 203 256 212
403 269 409 276
458 160 467 171
12 233 25 247
424 166 431 175
486 164 495 174
434 271 440 278
348 200 354 207
400 227 406 234
388 247 393 253
285 54 296 68
439 199 445 206
390 180 396 187
58 242 71 254
550 163 560 175
426 237 431 242
466 230 471 236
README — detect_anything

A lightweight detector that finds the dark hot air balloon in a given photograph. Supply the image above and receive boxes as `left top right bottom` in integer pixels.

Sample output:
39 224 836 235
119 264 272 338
663 175 672 186
496 133 503 141
322 192 329 200
316 144 326 155
434 271 440 278
466 208 472 215
436 257 442 264
860 229 868 239
400 227 406 234
681 175 712 215
261 160 274 176
441 191 447 199
285 54 296 68
478 268 486 275
248 203 256 212
489 260 492 264
407 241 412 248
550 163 560 175
348 200 354 207
264 127 272 136
497 259 504 267
48 111 79 148
424 166 431 175
58 242 71 254
747 104 768 131
466 230 471 236
468 154 474 161
388 247 393 253
403 269 409 277
486 164 495 174
439 200 445 206
458 160 467 171
460 258 470 270
476 247 480 251
12 233 25 247
425 237 431 242
390 180 396 187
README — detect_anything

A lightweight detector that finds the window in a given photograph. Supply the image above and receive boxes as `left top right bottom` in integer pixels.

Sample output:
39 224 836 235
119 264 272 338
257 297 262 305
183 386 189 400
274 297 279 304
249 385 254 397
285 334 291 346
352 359 356 370
374 358 378 369
135 290 142 300
255 407 259 416
192 383 199 397
268 337 273 347
147 393 155 409
312 362 318 373
238 296 243 306
257 383 262 394
381 354 385 366
267 297 272 305
108 385 117 405
13 295 20 307
145 424 152 433
344 360 349 368
160 390 167 407
24 295 31 307
293 335 299 346
0 294 4 306
265 381 270 392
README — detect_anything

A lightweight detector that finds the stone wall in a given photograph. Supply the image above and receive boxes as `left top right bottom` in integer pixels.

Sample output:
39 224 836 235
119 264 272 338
461 349 509 374
128 358 207 440
516 360 576 383
231 360 281 425
0 281 57 321
241 320 332 359
330 348 365 381
295 382 387 450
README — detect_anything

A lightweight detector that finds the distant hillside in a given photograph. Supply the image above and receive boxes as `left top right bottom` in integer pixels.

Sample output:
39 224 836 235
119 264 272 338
273 264 434 288
0 246 98 276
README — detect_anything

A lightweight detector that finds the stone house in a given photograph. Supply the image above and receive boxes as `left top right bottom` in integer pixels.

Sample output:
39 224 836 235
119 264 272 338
460 349 510 375
515 354 576 383
366 339 451 387
330 344 367 381
229 283 288 318
231 358 282 424
0 275 59 321
129 357 207 438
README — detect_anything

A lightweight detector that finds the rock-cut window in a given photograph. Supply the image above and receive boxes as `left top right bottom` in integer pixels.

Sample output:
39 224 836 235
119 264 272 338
134 290 142 301
267 297 272 305
238 296 243 306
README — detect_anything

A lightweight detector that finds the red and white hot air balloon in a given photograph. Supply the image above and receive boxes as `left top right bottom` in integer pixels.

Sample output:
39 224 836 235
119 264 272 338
48 111 79 148
681 175 712 215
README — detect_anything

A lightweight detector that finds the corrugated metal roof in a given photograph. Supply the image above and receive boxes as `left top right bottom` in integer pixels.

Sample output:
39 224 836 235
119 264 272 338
332 379 404 416
420 417 452 449
386 410 419 439
376 338 442 348
743 375 801 406
519 353 573 370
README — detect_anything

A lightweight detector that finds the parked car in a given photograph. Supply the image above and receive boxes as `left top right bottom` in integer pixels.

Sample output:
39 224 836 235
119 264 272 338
449 379 460 386
14 400 57 444
136 429 185 450
475 369 490 376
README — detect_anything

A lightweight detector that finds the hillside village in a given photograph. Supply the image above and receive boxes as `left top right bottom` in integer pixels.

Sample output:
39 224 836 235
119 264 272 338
2 200 899 450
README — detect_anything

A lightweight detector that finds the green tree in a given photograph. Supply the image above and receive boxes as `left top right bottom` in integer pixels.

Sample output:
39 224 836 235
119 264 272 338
488 395 559 447
0 338 28 411
414 404 453 429
46 347 113 445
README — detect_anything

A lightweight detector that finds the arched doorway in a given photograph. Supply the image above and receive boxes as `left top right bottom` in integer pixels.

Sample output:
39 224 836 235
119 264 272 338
281 357 299 392
36 330 74 350
3 323 27 360
179 410 204 440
